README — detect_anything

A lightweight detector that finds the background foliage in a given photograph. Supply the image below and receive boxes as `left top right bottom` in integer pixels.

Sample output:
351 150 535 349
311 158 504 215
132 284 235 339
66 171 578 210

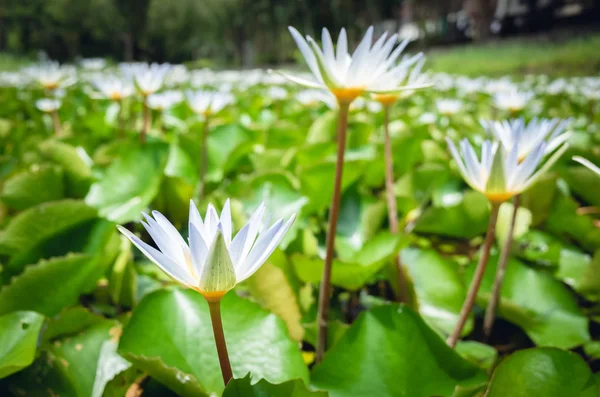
0 39 599 395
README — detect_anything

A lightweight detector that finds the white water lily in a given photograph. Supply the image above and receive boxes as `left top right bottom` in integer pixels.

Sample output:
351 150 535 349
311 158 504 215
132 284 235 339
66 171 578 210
186 90 234 116
80 58 107 71
120 62 172 96
481 117 571 161
437 99 463 116
24 61 76 90
147 90 183 111
279 26 430 103
117 200 295 297
371 53 431 104
573 156 600 177
493 90 534 112
92 77 135 101
36 98 62 113
446 138 568 203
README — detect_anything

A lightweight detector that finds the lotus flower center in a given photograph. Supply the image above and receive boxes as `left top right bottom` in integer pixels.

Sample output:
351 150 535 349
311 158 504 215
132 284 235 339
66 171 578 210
195 290 228 303
373 94 398 106
486 191 515 204
331 87 365 104
43 82 58 90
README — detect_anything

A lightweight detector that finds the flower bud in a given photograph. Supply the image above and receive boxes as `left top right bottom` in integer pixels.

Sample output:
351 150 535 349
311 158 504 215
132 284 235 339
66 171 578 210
197 224 236 301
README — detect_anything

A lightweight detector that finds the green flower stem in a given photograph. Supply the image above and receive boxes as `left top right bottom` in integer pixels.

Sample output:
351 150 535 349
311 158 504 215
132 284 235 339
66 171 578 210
484 194 521 339
141 95 150 144
382 104 410 304
197 116 210 201
207 298 233 386
316 100 350 364
51 109 62 136
447 201 501 348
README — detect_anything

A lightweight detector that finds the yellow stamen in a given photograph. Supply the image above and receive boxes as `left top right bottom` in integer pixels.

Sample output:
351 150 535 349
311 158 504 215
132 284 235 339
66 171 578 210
486 192 515 204
331 87 365 104
43 82 58 90
110 92 122 101
372 94 398 107
195 290 228 303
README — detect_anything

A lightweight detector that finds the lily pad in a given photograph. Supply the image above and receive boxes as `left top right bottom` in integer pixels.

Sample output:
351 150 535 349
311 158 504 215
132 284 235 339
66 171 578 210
0 311 45 379
310 304 486 397
486 348 597 397
118 288 308 396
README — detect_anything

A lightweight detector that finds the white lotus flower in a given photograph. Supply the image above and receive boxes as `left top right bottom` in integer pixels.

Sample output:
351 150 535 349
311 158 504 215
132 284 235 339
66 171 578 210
371 53 431 104
24 61 76 90
80 58 107 71
437 99 463 116
279 26 430 103
481 117 571 161
446 138 568 203
117 200 295 297
268 86 289 100
36 98 62 113
120 62 172 96
147 90 183 111
186 90 234 116
92 77 135 101
573 156 600 177
493 90 534 112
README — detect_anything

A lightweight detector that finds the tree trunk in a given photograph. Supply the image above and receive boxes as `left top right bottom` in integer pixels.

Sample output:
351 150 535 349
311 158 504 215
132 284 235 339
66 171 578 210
0 13 6 51
123 32 134 62
467 0 493 41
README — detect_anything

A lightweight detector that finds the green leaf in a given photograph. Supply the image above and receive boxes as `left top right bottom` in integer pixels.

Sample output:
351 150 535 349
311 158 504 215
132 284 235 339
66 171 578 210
495 201 532 247
39 140 93 197
310 305 486 397
206 124 256 182
43 307 106 342
0 199 97 257
298 146 373 213
85 142 168 223
152 176 195 227
519 173 557 226
415 191 491 239
246 250 305 341
335 189 387 259
306 110 337 144
401 248 473 336
466 255 590 348
545 190 600 252
395 163 452 204
0 311 45 378
562 166 600 206
486 348 597 397
223 374 328 397
8 320 131 397
228 172 308 248
292 232 404 291
516 230 600 301
455 341 498 372
118 288 308 396
108 237 137 308
1 165 64 210
0 254 100 316
0 220 119 316
165 141 198 185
